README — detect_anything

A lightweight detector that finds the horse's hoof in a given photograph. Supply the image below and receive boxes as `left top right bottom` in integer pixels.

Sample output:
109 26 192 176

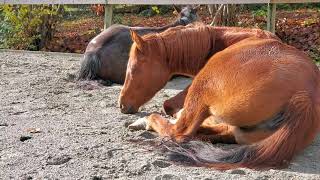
128 117 151 131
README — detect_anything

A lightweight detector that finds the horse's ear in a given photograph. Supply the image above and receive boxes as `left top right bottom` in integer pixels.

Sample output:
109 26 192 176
173 5 181 13
130 29 145 51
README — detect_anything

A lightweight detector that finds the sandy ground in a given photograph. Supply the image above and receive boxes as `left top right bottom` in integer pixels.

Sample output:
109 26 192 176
0 50 319 180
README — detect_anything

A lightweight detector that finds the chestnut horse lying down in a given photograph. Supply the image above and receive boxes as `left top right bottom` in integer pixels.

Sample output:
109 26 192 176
119 26 320 169
119 25 279 115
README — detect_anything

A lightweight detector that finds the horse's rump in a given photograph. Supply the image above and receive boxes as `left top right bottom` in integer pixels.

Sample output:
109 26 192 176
166 37 320 169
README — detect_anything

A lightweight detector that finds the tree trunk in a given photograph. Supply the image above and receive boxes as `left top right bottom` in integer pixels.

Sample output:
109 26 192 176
38 5 64 50
209 4 237 26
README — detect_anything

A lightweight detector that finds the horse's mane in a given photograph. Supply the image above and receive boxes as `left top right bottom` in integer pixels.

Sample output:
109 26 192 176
142 24 216 75
138 24 278 75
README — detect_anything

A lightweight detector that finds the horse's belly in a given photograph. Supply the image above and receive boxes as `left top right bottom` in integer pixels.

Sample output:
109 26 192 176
208 85 290 128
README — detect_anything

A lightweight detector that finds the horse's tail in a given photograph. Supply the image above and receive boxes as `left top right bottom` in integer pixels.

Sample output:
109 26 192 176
77 52 101 81
167 90 320 170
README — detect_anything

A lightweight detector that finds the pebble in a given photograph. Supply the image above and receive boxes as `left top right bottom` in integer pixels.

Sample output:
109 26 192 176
86 93 93 97
154 174 181 180
92 175 102 180
152 160 172 168
140 163 152 171
23 176 33 180
71 92 81 97
100 131 108 135
229 169 246 175
20 136 32 142
0 123 8 127
27 128 41 133
47 155 71 165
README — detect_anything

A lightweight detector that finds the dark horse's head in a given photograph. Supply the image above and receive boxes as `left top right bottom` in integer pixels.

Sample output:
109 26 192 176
175 5 199 25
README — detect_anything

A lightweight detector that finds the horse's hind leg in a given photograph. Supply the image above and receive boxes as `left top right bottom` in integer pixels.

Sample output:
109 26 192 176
233 127 273 145
163 85 190 117
196 116 274 145
196 121 237 144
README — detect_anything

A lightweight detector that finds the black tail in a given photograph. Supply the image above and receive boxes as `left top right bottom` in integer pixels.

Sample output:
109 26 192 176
77 52 101 81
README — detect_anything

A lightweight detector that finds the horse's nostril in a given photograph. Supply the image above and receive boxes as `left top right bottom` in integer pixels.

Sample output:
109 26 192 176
120 103 129 113
120 104 137 114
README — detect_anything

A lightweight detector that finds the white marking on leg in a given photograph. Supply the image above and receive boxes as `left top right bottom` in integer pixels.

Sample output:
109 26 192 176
128 117 149 131
168 119 177 124
175 108 184 119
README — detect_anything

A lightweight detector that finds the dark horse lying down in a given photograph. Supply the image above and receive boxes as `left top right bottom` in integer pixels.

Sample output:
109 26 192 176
77 5 198 84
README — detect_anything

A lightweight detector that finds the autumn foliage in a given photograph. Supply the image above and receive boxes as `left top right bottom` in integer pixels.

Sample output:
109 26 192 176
1 5 319 61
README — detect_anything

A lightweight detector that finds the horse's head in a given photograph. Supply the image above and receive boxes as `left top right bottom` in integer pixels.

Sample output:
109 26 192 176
119 30 171 114
175 5 199 25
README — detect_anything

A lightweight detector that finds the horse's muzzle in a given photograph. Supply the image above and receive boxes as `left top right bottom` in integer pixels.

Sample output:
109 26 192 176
120 104 137 114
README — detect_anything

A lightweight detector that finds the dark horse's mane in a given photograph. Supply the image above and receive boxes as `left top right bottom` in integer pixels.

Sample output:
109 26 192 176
139 24 217 75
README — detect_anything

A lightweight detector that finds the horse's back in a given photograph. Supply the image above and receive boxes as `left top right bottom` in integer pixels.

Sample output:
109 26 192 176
85 24 130 53
195 37 318 127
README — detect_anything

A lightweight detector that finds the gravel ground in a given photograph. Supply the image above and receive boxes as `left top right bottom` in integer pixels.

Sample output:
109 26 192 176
0 50 319 180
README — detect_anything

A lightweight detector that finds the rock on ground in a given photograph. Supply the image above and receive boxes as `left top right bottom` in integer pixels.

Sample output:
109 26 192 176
0 50 319 180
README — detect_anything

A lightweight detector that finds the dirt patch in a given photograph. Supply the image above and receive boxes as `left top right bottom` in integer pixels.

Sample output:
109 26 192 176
0 50 319 179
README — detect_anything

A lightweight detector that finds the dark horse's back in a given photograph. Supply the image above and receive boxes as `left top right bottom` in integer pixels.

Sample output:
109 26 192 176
78 25 132 84
77 5 199 84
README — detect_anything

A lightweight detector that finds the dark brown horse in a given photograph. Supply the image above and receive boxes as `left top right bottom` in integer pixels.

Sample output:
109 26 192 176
119 25 320 169
77 5 198 84
119 25 279 115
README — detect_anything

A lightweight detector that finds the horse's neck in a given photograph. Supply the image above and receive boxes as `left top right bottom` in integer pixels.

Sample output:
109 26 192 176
213 27 260 53
167 28 262 76
166 37 214 76
135 20 183 35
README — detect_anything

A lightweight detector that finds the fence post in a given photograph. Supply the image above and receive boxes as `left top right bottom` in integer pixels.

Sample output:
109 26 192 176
104 1 113 29
267 3 277 33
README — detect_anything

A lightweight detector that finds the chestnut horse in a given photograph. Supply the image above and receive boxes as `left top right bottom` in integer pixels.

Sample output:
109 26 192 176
77 5 198 84
119 25 278 115
119 27 320 169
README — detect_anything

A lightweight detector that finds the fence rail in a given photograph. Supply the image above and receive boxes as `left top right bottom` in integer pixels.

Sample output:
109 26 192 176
1 0 320 4
1 0 319 33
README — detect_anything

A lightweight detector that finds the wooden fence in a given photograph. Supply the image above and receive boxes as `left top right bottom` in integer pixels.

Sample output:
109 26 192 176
1 0 320 33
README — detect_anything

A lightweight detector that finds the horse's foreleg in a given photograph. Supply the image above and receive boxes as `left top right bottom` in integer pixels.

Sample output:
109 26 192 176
163 85 190 116
148 103 210 142
146 114 175 137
